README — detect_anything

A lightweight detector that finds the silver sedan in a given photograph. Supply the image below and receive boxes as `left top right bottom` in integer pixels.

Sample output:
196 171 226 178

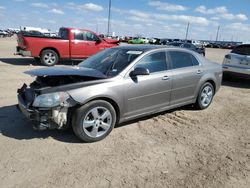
17 45 222 142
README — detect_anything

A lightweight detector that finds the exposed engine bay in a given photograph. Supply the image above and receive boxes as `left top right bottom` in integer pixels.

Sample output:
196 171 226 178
17 66 108 131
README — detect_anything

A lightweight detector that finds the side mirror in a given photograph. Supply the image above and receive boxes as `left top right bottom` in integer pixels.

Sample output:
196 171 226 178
130 67 150 77
95 38 102 44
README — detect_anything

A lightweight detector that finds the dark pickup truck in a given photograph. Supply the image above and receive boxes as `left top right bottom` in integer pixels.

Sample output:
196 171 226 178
15 27 119 66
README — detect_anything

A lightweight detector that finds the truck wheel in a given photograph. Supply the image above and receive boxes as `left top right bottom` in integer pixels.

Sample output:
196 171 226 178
41 49 59 66
72 100 116 142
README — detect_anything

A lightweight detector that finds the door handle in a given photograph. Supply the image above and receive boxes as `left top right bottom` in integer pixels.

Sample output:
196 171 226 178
162 75 170 80
197 70 203 74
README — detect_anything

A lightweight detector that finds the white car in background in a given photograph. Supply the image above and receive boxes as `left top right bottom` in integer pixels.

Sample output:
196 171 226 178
222 44 250 77
141 37 150 44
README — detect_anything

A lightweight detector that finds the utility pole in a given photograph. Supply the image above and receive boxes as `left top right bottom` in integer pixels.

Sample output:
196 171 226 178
185 22 189 40
215 25 220 41
96 23 99 34
107 0 111 36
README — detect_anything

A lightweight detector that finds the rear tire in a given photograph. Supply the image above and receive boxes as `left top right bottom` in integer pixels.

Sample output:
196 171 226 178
72 100 116 142
195 82 214 110
40 49 59 66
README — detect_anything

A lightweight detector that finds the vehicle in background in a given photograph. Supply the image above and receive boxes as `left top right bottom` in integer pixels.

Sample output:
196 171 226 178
15 27 119 66
181 43 205 56
223 44 250 77
173 39 182 42
17 45 222 142
167 42 183 47
168 42 205 56
205 42 222 48
141 37 150 44
128 37 145 44
186 40 202 46
0 30 8 37
161 38 173 45
149 38 161 45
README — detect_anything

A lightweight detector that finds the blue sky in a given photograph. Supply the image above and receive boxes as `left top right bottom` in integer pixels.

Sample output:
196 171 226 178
0 0 250 41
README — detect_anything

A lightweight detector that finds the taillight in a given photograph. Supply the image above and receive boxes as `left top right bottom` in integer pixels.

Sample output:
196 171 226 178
225 54 231 59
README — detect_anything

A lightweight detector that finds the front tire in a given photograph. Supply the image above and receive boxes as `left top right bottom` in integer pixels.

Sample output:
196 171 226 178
195 82 214 110
40 49 59 66
72 100 116 142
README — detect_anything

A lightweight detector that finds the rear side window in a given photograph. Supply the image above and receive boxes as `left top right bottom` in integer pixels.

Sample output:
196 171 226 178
58 29 68 40
232 45 250 55
135 52 168 73
168 51 199 69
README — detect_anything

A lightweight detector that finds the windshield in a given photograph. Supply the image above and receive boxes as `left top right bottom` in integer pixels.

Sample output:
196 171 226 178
79 48 143 77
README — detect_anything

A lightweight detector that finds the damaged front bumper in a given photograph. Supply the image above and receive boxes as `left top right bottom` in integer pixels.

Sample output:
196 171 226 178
17 84 76 130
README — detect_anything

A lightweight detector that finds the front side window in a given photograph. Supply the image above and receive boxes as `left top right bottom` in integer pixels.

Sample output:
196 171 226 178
135 52 168 73
169 51 197 69
84 32 99 41
74 30 84 40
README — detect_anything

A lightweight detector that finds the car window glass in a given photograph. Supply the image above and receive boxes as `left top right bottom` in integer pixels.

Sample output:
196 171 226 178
232 45 250 55
191 55 200 66
135 52 168 73
169 51 193 69
59 29 68 40
74 31 84 40
84 32 99 41
190 44 196 49
79 49 141 77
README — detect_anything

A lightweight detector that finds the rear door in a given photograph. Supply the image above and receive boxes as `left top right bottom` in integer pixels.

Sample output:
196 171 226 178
168 50 203 105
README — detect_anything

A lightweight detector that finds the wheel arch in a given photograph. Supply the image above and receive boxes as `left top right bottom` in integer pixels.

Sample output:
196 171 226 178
205 79 216 91
195 74 217 99
40 47 60 58
83 97 121 124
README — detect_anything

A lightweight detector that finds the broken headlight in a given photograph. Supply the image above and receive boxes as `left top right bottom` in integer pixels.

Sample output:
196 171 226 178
33 92 70 108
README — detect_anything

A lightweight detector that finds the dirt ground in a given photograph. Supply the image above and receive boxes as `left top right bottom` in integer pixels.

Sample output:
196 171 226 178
0 36 249 188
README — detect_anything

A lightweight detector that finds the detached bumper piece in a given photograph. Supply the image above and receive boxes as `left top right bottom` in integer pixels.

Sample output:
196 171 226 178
17 84 70 130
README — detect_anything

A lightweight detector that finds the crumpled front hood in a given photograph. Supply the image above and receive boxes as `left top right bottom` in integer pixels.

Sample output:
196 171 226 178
24 66 107 79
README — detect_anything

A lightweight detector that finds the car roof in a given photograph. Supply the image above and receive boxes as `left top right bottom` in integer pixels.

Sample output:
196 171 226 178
113 45 174 52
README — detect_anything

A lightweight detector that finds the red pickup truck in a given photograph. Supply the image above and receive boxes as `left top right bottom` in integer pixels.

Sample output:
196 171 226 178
16 27 119 66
